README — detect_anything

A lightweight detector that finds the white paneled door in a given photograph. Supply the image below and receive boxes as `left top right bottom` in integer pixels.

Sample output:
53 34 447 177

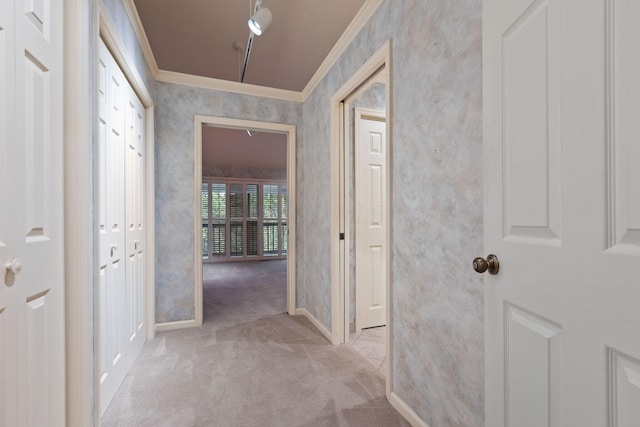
124 74 146 370
355 108 386 331
0 0 65 425
483 0 640 425
98 39 146 416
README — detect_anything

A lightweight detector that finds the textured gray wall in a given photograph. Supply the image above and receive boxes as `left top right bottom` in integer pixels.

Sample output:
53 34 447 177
300 1 483 425
154 82 302 322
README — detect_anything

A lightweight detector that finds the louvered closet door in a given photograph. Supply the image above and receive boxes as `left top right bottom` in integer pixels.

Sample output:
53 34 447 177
0 0 65 425
98 38 147 416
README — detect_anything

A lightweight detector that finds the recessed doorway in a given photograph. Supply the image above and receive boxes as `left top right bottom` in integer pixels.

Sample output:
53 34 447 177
194 116 297 325
330 42 390 384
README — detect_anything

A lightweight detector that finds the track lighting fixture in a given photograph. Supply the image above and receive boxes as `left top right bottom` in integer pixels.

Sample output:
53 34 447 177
248 1 272 36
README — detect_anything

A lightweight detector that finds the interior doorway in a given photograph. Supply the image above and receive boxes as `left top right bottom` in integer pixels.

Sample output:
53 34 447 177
330 41 391 382
194 116 297 324
347 76 388 375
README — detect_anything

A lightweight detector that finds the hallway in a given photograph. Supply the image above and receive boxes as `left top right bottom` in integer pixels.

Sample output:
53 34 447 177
102 260 409 426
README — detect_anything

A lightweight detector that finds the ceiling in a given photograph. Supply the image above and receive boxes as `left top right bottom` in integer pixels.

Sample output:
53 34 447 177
133 0 367 92
202 126 287 170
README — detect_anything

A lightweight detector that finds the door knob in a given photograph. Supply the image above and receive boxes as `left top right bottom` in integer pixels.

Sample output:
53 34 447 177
473 254 499 275
5 259 22 275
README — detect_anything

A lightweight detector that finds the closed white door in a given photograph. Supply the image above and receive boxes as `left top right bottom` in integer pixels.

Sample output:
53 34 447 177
124 83 146 370
98 39 127 415
98 39 147 415
0 0 65 425
355 108 387 331
484 0 640 425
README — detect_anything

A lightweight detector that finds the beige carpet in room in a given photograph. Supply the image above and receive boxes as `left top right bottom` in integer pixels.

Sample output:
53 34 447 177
101 260 409 427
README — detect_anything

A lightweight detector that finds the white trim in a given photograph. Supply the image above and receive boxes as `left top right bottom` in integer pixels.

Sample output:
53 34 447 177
295 308 333 343
330 40 390 345
155 319 202 333
157 70 303 102
64 0 95 424
388 392 431 427
194 115 298 326
384 63 393 398
120 0 159 77
194 121 204 327
301 0 385 101
145 106 156 340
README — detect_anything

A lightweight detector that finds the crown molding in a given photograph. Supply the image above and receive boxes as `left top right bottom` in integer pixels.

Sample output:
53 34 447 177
113 0 382 103
301 0 384 101
121 0 159 77
156 70 304 102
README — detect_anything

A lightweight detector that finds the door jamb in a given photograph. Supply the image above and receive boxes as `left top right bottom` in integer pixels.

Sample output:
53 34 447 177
330 41 392 396
193 115 297 325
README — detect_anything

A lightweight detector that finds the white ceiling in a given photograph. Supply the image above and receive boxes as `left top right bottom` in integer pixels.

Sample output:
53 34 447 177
133 0 367 91
202 126 287 170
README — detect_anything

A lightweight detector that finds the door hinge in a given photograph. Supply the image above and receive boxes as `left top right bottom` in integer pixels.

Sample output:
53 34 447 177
339 232 345 240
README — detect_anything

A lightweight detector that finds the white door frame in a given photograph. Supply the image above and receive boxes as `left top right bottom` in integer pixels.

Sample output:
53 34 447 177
193 115 297 325
63 0 94 424
330 40 391 387
64 1 156 424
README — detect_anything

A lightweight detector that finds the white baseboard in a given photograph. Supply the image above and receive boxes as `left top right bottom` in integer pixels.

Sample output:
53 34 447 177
155 318 201 332
388 392 430 427
295 308 333 342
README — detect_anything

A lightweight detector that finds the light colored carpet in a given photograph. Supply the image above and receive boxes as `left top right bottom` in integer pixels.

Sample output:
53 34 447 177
102 260 410 427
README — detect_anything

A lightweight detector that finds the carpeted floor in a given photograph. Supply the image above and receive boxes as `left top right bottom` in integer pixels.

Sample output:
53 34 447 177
102 260 410 427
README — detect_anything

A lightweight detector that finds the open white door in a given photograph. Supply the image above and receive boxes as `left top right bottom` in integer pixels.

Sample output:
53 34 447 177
355 108 387 331
484 0 640 425
0 0 65 425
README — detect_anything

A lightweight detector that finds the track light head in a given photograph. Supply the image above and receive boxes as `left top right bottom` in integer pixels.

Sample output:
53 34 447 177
248 5 272 36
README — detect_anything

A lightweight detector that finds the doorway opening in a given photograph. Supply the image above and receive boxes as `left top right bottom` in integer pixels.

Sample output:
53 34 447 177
330 41 391 384
194 116 296 325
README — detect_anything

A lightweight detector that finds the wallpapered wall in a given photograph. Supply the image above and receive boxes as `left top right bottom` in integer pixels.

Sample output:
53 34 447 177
300 1 483 426
154 82 302 322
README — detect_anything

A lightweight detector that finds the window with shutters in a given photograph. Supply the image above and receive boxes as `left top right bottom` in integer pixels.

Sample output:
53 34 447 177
201 178 287 262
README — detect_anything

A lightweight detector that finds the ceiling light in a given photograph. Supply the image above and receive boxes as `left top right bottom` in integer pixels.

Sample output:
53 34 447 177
248 5 272 36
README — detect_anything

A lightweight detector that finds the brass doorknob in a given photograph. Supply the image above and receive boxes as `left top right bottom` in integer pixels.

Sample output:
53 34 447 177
473 254 499 275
